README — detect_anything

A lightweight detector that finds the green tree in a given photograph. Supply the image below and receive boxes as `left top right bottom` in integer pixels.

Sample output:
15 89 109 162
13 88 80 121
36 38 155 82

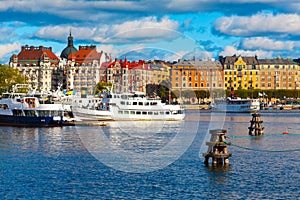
94 82 112 95
0 64 26 94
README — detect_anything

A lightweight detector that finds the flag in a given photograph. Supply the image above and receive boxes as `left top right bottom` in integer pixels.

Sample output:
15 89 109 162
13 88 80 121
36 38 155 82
263 92 267 97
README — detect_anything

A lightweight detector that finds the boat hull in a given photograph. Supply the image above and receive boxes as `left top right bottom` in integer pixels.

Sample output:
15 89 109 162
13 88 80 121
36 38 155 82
72 108 112 121
0 115 63 127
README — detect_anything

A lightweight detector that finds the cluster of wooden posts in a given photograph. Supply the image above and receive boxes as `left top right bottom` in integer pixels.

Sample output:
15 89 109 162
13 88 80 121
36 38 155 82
203 129 232 165
203 113 264 166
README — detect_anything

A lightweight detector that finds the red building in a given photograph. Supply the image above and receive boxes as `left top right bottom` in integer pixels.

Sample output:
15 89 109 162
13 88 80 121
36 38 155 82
100 58 153 93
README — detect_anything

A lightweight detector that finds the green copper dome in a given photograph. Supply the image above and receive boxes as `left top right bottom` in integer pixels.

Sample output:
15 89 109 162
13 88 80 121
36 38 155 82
60 32 77 59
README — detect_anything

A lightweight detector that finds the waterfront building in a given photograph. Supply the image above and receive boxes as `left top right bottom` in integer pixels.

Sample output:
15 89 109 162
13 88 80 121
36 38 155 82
148 60 171 86
171 59 224 92
219 55 259 91
9 45 62 91
64 45 111 93
258 58 300 90
100 59 153 93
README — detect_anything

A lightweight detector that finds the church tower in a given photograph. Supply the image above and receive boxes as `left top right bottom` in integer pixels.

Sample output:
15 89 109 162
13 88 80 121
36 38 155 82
60 31 78 60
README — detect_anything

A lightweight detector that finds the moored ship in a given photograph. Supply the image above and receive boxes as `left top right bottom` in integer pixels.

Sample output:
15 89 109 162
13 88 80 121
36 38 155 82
211 97 260 113
0 94 73 127
109 91 185 121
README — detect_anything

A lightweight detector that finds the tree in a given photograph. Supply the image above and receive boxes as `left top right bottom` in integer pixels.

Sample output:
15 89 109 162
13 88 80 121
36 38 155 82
0 64 26 94
94 82 112 95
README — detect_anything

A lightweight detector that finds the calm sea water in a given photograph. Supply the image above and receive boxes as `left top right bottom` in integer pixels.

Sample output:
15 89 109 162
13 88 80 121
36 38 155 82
1 111 299 199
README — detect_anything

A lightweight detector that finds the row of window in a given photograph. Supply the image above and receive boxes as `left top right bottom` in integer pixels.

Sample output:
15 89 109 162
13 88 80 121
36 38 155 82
261 77 294 81
260 83 297 88
117 110 183 115
175 82 222 88
224 77 258 81
120 101 158 106
260 65 296 69
176 76 222 81
261 71 295 75
175 71 221 76
225 83 259 88
225 71 258 75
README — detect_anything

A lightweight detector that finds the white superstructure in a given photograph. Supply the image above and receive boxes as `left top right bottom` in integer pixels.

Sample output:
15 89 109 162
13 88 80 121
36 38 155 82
109 92 185 121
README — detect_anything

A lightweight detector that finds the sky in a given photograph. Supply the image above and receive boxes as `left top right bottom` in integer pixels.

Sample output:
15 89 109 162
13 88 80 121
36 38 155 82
2 0 300 63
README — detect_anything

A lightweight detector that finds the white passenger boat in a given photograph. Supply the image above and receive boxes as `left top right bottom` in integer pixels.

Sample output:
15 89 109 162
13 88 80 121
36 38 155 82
108 91 185 121
211 97 260 113
72 95 112 121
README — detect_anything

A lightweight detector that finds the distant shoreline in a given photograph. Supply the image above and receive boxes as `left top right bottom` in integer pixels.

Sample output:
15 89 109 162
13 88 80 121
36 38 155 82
184 104 300 113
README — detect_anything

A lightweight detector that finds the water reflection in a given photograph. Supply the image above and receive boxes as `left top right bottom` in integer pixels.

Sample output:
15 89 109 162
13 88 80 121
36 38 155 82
0 126 83 156
77 113 200 173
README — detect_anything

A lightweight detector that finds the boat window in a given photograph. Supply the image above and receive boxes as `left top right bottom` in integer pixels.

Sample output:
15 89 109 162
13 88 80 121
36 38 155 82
118 111 123 114
124 111 129 114
138 102 143 106
144 102 150 106
142 111 147 115
0 104 8 109
165 111 170 115
126 101 131 105
38 110 46 116
151 102 158 106
160 112 164 115
154 112 159 115
136 111 141 115
148 111 153 115
133 102 137 105
121 101 125 105
24 110 36 117
12 110 23 116
130 111 135 115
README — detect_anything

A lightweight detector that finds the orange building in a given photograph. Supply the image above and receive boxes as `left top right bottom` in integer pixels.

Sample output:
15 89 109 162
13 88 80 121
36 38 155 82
171 59 224 93
259 58 300 90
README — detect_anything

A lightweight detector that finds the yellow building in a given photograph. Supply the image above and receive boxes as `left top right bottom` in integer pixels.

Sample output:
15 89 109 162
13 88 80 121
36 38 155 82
220 55 259 91
148 60 171 85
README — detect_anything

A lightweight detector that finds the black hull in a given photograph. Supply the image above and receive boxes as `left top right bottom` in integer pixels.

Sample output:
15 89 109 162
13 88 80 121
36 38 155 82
0 115 63 127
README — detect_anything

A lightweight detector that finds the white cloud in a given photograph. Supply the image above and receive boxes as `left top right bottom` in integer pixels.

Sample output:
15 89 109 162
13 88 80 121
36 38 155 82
242 37 295 51
35 16 180 44
97 44 147 59
219 46 273 58
0 42 21 60
214 13 300 36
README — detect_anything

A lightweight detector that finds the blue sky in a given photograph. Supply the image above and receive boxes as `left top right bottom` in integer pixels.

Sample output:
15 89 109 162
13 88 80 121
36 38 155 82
1 0 300 63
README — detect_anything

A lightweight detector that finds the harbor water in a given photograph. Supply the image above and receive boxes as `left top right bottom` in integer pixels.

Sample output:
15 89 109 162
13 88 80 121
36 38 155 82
1 110 299 199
